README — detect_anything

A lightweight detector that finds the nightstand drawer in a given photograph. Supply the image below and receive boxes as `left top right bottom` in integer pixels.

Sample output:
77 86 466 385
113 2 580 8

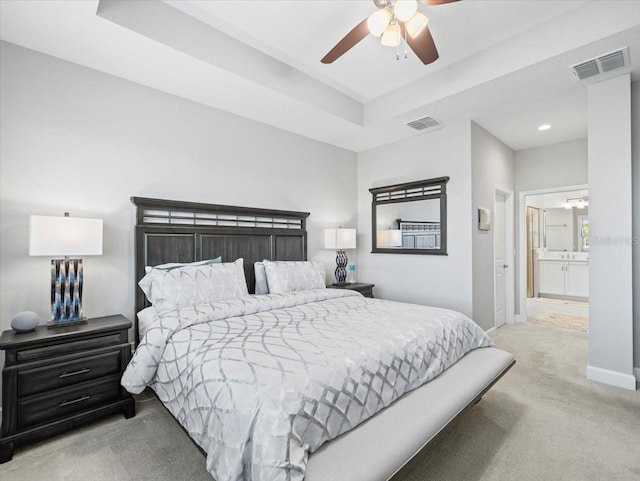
16 333 124 363
17 349 122 398
17 376 121 429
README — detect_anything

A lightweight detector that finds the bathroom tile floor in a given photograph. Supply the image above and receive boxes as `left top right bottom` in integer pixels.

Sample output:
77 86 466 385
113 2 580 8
526 297 588 323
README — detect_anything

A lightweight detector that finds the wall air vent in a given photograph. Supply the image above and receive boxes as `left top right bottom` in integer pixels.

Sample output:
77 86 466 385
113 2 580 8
407 116 441 131
570 47 629 80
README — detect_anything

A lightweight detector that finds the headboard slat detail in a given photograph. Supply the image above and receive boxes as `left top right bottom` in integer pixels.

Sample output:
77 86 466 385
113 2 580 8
132 197 310 344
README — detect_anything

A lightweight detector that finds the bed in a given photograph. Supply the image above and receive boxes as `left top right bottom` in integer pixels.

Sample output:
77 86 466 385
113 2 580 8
123 197 515 481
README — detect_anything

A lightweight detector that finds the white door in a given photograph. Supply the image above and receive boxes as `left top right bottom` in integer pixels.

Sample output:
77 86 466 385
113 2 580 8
494 193 507 328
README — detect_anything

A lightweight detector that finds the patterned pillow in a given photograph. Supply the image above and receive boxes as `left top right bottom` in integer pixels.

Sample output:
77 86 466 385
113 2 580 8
139 258 248 313
140 258 221 297
254 262 269 295
262 260 326 294
143 257 221 274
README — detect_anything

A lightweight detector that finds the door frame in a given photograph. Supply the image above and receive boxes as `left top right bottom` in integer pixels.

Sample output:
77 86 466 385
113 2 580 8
493 185 514 327
517 184 588 322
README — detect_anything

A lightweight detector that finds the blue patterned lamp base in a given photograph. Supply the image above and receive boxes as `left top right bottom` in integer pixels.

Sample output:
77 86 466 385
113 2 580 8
49 258 88 328
333 249 349 286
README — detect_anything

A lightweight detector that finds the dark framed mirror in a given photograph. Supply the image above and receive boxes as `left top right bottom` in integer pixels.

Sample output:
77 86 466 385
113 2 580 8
370 176 449 255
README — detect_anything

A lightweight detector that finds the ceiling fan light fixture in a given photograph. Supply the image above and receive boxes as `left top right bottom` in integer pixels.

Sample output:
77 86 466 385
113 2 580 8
404 11 429 38
381 23 401 47
367 8 392 37
394 0 418 22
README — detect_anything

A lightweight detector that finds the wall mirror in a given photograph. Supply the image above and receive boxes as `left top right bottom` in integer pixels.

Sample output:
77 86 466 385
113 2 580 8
370 177 449 255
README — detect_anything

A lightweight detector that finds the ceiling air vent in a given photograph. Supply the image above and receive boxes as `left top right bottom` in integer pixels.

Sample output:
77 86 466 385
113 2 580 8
599 50 625 73
407 116 441 131
572 59 599 80
570 47 629 80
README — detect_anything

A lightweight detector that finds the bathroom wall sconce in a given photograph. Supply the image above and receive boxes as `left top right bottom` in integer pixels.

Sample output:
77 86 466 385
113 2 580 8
564 197 589 210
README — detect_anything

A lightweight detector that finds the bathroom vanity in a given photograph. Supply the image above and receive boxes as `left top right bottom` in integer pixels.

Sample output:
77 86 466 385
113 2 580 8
537 251 589 299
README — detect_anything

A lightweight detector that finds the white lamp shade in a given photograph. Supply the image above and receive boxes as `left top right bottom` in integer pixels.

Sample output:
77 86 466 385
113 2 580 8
324 228 357 250
367 8 392 37
377 229 402 248
29 215 103 256
404 12 429 38
394 0 418 22
381 23 401 47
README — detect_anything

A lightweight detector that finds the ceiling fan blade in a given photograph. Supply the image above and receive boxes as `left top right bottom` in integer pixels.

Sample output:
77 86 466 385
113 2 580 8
321 18 370 64
421 0 459 5
403 24 439 65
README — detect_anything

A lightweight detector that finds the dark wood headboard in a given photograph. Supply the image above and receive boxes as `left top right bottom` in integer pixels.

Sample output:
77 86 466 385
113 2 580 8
132 197 310 343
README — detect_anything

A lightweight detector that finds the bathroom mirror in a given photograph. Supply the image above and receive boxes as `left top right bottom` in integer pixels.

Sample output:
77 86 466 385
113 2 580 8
370 177 449 255
543 207 589 252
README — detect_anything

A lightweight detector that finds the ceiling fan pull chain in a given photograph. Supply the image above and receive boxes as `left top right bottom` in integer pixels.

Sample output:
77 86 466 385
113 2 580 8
404 27 408 59
396 26 400 60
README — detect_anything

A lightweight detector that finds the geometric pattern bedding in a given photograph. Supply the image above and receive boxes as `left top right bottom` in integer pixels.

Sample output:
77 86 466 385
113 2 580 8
121 289 494 481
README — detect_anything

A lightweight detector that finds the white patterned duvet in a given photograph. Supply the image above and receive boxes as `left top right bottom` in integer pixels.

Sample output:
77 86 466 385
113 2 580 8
121 289 494 481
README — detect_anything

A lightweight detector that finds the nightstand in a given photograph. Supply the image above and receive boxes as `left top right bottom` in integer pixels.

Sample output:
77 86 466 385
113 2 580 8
328 282 375 298
0 314 135 463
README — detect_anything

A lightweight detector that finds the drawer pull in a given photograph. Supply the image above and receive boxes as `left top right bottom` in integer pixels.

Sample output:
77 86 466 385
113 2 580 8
59 395 91 407
58 368 90 379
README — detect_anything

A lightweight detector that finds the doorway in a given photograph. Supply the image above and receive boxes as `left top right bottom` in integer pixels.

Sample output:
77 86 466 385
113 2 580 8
518 185 589 330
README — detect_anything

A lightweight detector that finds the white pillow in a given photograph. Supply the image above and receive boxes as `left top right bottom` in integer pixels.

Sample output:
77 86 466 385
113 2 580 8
143 257 221 274
138 258 248 313
137 306 156 339
262 260 326 294
254 262 269 295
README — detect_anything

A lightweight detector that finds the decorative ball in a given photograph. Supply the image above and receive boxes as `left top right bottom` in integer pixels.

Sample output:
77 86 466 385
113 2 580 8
11 311 41 333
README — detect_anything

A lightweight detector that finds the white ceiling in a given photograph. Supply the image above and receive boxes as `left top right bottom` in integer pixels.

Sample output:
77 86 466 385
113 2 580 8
165 0 589 102
1 0 639 152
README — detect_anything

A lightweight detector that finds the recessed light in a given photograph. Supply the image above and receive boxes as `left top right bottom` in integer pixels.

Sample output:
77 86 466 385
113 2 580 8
538 124 552 131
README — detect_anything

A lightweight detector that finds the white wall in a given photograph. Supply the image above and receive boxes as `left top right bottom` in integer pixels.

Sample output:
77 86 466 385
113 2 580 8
0 42 357 384
356 122 473 317
515 138 588 192
587 74 634 390
470 123 515 330
631 80 640 375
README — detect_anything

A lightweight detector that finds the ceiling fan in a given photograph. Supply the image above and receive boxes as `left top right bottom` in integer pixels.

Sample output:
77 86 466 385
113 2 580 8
321 0 459 65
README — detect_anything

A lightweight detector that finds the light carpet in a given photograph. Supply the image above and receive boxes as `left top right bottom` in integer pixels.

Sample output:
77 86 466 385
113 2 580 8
1 323 638 481
534 311 589 331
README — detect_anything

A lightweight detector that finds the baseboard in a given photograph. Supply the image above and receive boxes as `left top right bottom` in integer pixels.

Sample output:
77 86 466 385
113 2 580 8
634 367 640 383
586 364 637 391
485 327 497 338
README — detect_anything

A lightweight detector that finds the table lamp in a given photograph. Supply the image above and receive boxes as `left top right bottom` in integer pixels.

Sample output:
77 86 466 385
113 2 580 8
324 227 356 285
29 212 103 326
